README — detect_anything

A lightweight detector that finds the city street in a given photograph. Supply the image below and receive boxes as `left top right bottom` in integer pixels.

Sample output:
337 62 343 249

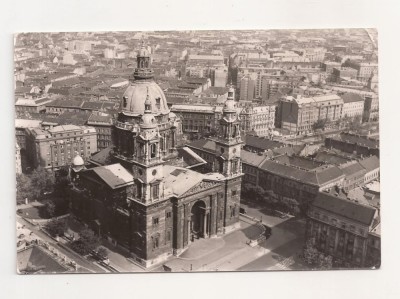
16 216 106 273
238 202 308 271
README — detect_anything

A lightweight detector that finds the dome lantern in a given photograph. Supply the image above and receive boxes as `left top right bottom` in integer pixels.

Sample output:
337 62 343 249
133 39 153 80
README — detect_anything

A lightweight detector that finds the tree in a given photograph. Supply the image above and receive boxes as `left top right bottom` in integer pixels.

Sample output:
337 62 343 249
349 115 363 132
70 228 100 256
45 219 67 237
303 238 319 265
318 254 333 270
44 200 56 217
303 238 333 269
30 168 55 198
312 119 326 131
97 247 108 259
16 173 33 204
16 168 55 203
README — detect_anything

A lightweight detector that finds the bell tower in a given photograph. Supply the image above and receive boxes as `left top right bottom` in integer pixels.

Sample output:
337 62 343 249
130 91 165 204
214 87 243 177
213 86 243 234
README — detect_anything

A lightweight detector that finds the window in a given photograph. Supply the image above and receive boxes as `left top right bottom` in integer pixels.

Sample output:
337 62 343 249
152 217 159 226
166 211 171 219
151 144 157 158
152 235 159 249
152 184 159 199
232 190 237 196
137 182 142 198
166 230 171 242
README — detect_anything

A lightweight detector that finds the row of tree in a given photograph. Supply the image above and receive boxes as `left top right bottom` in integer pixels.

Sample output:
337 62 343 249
312 115 364 133
241 183 301 215
17 167 70 218
302 238 333 269
16 168 55 204
45 219 108 258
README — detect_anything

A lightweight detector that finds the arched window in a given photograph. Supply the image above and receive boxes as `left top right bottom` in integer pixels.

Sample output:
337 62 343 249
123 96 127 108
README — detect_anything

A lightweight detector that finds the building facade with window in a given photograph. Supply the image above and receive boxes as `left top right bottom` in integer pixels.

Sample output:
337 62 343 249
25 124 97 170
306 192 380 268
87 112 113 151
67 44 243 269
170 104 217 136
280 94 344 135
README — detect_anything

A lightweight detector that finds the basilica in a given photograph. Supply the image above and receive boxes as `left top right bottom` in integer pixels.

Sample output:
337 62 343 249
68 42 243 268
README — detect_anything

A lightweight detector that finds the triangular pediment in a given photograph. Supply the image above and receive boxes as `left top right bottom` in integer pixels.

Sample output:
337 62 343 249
179 179 221 198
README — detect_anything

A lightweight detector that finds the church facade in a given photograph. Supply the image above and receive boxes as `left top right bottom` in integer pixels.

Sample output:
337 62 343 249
68 42 243 268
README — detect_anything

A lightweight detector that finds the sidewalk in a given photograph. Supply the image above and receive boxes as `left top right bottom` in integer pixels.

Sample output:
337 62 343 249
163 220 264 272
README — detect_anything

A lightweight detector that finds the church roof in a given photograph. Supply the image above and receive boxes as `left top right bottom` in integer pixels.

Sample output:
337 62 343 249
163 165 223 198
187 139 217 154
175 147 207 168
84 163 133 189
89 146 112 166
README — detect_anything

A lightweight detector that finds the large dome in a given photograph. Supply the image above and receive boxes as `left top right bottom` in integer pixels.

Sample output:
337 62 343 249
121 80 170 116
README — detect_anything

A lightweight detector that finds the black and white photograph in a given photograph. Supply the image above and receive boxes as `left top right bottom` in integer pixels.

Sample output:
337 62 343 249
3 0 400 298
14 28 382 274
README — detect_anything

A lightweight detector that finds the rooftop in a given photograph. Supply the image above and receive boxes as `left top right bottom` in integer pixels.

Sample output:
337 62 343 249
260 159 344 186
48 124 95 134
171 104 215 113
187 138 217 154
46 99 84 108
342 93 364 103
15 119 42 128
359 155 380 172
312 192 377 226
17 245 68 274
244 135 285 151
15 97 53 107
163 165 224 198
86 163 134 189
241 150 268 167
314 151 351 165
331 133 380 149
339 161 367 177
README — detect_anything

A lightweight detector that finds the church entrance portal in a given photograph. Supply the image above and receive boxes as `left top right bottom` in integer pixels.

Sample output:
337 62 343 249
190 200 209 241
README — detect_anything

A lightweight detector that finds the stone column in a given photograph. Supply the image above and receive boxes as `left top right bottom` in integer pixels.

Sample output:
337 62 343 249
203 212 208 238
210 196 216 236
333 228 340 254
173 204 184 255
187 219 191 245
